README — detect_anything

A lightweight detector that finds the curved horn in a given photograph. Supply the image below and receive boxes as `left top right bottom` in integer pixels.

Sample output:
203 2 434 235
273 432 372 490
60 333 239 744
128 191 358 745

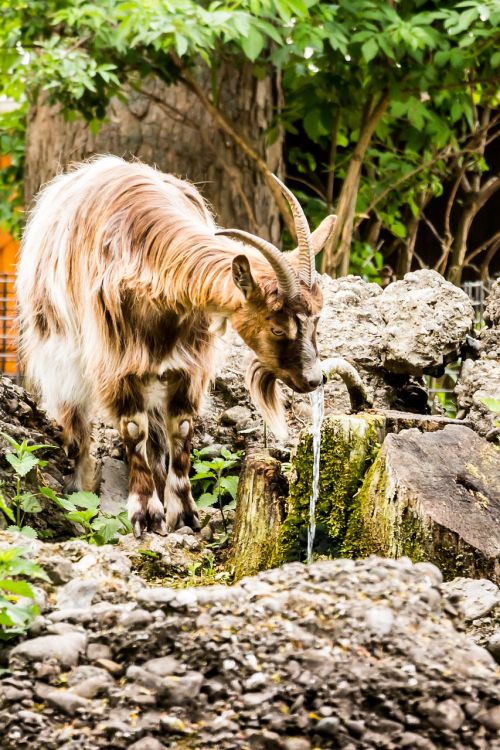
271 174 314 288
216 228 300 300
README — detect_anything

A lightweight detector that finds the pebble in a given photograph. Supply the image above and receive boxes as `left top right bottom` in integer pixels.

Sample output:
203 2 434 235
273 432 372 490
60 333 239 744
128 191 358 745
45 689 91 715
56 578 99 610
87 642 112 661
442 578 500 620
95 658 125 676
486 629 500 663
142 655 180 677
128 738 167 750
476 705 500 731
283 740 311 750
9 632 87 669
315 717 340 736
427 699 465 731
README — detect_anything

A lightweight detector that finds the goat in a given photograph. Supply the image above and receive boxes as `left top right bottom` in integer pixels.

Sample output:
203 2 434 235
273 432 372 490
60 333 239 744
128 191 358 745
17 156 336 537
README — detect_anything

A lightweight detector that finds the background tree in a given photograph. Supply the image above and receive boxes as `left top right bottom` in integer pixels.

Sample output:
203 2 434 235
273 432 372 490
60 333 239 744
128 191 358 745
1 0 499 282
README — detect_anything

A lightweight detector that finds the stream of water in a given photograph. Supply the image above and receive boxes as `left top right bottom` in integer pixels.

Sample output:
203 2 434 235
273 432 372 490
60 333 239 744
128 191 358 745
307 385 325 564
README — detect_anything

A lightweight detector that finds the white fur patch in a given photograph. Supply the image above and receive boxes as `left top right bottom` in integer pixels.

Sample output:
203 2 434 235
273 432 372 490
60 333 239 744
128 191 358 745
127 493 144 520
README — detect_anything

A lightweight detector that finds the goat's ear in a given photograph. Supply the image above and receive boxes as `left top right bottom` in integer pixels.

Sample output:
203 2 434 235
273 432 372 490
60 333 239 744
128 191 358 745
288 214 337 269
232 255 257 300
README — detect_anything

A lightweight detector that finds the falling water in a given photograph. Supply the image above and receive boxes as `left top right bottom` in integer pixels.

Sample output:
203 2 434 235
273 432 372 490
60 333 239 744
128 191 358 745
307 385 325 564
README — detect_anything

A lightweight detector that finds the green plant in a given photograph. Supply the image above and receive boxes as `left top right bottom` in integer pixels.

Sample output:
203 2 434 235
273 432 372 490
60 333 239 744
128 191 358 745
480 396 500 430
190 446 242 533
0 433 131 544
40 487 131 544
0 434 55 537
0 546 49 640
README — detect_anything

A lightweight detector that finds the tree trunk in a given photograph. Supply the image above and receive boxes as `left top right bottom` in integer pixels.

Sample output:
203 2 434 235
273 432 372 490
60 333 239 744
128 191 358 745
24 65 283 242
321 93 389 276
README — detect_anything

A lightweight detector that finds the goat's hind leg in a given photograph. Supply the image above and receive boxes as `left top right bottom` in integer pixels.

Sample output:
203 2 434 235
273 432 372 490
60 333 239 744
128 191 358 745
120 413 168 538
58 404 95 493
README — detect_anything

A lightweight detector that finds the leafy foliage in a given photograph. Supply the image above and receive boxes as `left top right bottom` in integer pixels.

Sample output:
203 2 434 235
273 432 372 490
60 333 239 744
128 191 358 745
0 433 131 544
0 545 49 640
190 446 242 513
1 0 499 275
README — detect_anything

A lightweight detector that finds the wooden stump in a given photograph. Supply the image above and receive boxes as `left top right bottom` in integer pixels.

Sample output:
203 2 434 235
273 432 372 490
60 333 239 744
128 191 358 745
231 451 287 580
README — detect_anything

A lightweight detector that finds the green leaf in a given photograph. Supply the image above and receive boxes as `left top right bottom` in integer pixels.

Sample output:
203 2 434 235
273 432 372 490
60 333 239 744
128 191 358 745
91 515 123 543
0 579 35 598
196 493 218 509
220 475 239 500
67 491 100 510
361 39 378 63
241 27 265 61
65 509 98 524
480 397 500 413
7 525 38 538
0 494 14 522
5 453 39 477
19 494 42 513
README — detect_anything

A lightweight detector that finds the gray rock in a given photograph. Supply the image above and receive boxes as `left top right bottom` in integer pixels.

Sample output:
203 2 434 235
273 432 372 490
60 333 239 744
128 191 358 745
70 673 114 699
99 456 128 515
486 630 500 663
9 632 87 669
45 689 90 715
443 578 500 620
365 606 394 636
379 269 474 375
476 705 500 731
129 740 167 750
220 405 253 429
427 699 465 731
283 740 311 750
56 578 99 610
142 655 180 677
316 717 340 736
86 642 112 661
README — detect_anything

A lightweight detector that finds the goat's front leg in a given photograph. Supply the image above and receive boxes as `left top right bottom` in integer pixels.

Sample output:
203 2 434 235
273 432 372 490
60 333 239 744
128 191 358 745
164 376 201 532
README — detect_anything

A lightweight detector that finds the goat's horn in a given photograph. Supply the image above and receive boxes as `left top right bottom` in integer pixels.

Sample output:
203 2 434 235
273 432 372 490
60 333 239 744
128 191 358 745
216 228 300 300
271 174 314 288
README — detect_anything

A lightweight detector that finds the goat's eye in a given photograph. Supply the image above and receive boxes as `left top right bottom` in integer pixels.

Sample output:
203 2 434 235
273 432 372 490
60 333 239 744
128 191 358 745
271 327 285 337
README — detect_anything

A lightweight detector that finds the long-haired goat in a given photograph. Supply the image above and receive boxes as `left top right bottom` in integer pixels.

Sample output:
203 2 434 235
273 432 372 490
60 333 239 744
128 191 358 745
17 156 336 537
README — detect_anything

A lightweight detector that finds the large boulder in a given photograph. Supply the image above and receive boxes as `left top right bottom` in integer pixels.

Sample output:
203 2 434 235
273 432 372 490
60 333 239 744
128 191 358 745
456 279 500 437
1 554 499 749
344 425 500 582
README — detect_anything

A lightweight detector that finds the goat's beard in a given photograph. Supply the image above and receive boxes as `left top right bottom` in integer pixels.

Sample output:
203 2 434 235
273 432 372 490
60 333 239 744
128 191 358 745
246 357 288 441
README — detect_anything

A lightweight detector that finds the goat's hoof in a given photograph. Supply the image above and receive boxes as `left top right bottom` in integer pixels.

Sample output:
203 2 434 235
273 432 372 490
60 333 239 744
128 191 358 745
149 512 168 536
131 514 147 539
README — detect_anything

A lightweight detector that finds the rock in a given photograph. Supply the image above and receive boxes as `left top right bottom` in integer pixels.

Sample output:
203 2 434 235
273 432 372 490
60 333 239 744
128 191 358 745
220 405 254 429
487 630 500 663
344 425 500 581
98 456 128 515
442 578 500 620
283 740 311 750
378 270 474 375
87 642 112 661
476 705 500 731
316 717 340 736
427 699 465 731
456 279 500 436
9 632 87 669
56 578 99 610
129 740 166 750
45 689 90 715
142 655 180 676
70 673 114 699
95 658 124 676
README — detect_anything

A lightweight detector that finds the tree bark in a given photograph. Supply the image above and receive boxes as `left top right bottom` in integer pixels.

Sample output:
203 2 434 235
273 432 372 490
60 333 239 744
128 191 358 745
231 451 287 580
24 65 283 242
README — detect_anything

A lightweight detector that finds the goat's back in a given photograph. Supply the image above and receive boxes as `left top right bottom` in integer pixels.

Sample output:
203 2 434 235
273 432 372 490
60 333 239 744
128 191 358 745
17 156 216 413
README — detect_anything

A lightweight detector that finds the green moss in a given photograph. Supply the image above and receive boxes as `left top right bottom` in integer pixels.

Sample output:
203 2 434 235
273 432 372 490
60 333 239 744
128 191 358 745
271 414 384 565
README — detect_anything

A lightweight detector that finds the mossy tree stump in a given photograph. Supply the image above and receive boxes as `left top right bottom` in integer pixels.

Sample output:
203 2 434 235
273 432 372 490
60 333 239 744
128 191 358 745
272 414 385 565
343 425 500 582
231 451 288 580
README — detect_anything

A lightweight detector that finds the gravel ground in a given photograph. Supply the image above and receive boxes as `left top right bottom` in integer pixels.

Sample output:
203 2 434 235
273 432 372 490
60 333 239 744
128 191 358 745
1 548 499 750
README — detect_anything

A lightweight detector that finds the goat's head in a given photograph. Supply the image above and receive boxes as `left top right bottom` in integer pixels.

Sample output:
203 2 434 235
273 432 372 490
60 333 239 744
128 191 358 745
217 177 336 437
